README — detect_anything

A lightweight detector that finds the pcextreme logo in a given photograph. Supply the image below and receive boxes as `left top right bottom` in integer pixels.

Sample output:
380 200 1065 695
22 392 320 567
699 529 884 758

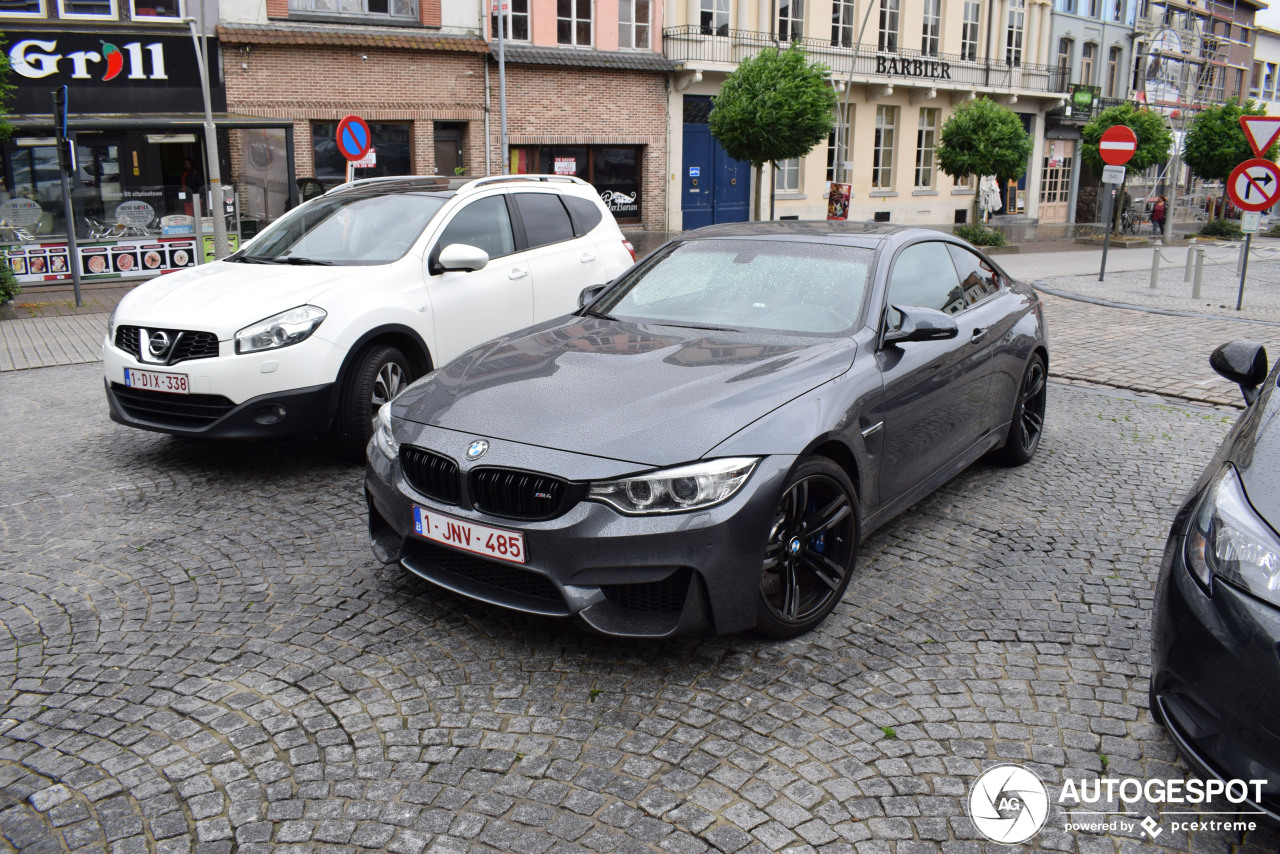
9 39 169 82
966 763 1268 844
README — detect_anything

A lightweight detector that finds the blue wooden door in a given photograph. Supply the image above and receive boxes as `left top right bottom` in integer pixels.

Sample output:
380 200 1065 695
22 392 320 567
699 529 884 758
681 96 750 230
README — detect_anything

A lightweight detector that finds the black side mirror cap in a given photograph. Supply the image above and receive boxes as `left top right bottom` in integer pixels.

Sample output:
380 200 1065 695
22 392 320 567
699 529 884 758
1211 341 1269 405
578 284 607 309
883 305 960 345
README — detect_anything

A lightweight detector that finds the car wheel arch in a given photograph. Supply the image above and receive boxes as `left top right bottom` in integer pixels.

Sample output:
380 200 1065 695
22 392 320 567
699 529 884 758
332 325 433 410
803 438 863 506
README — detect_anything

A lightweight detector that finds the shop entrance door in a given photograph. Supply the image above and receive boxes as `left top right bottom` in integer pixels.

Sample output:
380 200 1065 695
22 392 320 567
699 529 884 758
434 123 465 176
1039 140 1074 224
681 96 749 230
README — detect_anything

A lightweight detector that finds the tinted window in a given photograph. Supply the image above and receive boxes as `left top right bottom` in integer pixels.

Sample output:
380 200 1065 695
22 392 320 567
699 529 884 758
597 239 873 335
436 196 516 261
946 244 1003 306
563 195 603 236
514 193 576 248
886 241 965 319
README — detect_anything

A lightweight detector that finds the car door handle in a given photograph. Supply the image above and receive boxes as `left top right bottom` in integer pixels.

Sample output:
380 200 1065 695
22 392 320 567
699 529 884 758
509 268 529 280
580 252 597 263
970 326 988 343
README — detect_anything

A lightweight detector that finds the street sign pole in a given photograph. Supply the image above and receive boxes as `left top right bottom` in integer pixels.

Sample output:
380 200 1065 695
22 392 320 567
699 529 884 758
1097 127 1136 283
1238 232 1252 311
52 86 82 307
1099 185 1115 282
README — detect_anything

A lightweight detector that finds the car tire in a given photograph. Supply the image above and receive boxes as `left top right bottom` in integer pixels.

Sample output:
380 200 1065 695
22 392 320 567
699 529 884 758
754 457 860 639
332 344 412 463
998 353 1048 466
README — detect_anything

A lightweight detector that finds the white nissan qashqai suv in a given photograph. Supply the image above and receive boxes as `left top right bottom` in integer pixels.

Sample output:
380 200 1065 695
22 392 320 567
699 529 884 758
103 174 636 459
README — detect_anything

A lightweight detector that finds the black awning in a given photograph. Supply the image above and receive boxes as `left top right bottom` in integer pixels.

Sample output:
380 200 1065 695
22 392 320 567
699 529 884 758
8 112 294 131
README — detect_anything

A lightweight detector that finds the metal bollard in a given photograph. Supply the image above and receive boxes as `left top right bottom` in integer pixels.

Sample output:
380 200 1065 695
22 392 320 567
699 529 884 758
1184 238 1197 282
1150 245 1161 289
1193 247 1206 299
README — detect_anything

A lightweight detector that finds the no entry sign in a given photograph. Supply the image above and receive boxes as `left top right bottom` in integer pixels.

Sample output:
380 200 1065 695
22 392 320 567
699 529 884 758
1099 125 1137 166
336 115 372 162
1227 158 1280 212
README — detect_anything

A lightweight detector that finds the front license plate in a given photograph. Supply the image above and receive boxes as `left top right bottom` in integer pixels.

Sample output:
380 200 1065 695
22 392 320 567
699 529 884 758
124 368 189 395
412 505 526 564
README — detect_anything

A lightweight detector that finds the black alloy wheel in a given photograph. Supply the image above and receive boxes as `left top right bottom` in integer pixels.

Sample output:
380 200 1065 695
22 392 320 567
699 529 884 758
999 353 1047 465
332 344 413 463
756 457 859 638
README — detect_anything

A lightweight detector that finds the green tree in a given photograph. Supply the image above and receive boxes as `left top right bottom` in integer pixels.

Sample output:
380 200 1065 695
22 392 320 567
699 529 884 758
1183 100 1276 220
0 38 13 144
709 44 836 221
1081 103 1171 232
936 97 1033 223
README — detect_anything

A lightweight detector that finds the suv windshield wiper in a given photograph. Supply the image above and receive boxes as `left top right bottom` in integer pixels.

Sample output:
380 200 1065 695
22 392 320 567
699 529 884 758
277 256 336 266
227 254 279 264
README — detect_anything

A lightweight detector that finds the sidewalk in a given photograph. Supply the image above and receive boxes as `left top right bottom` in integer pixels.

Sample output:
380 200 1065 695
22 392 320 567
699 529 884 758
5 240 1280 373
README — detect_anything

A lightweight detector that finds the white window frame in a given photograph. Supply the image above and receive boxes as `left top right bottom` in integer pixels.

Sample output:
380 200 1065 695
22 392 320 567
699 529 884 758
0 0 46 17
557 0 594 47
1005 0 1025 66
873 105 897 189
878 0 899 52
774 158 801 192
915 108 938 189
700 0 729 35
491 0 530 40
130 0 181 18
618 0 650 49
921 0 940 55
1106 46 1121 96
58 0 117 18
777 0 804 42
1080 42 1096 85
827 103 852 183
961 0 980 61
832 0 855 47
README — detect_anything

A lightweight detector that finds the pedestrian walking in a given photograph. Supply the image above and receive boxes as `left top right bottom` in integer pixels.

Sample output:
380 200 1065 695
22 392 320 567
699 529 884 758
1151 195 1167 236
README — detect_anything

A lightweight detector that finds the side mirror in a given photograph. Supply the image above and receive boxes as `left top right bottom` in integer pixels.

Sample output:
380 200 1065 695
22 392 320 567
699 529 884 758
578 284 607 309
437 243 489 273
1211 341 1268 405
883 305 960 345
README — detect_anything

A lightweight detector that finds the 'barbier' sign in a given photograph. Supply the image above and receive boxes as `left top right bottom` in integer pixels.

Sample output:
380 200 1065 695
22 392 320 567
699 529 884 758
875 55 953 80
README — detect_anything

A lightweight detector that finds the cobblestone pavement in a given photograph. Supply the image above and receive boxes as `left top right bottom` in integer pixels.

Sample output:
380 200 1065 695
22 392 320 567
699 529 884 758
4 364 1280 854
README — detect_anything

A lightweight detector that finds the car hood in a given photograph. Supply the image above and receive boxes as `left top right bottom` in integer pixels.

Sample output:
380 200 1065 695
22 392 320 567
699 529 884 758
395 316 856 466
114 259 383 337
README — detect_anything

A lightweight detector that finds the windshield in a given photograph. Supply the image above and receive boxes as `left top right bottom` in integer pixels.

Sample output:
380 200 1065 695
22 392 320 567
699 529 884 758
240 192 447 265
595 238 873 335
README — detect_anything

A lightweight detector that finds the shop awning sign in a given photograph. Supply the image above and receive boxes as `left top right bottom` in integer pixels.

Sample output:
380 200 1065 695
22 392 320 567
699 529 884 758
336 115 372 162
1239 115 1280 158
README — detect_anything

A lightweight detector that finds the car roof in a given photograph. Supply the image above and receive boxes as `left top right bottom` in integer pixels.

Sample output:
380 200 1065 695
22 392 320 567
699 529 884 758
677 221 955 249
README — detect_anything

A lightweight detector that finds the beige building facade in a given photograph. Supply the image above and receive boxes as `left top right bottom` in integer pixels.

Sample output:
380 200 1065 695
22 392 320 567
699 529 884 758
662 0 1072 229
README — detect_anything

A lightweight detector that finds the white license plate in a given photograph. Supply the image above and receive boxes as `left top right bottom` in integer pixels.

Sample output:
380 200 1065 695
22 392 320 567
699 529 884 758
124 368 189 395
412 505 526 564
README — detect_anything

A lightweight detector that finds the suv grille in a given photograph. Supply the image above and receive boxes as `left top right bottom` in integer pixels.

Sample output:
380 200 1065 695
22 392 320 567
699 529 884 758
470 469 571 520
110 383 235 427
401 446 461 505
116 326 220 365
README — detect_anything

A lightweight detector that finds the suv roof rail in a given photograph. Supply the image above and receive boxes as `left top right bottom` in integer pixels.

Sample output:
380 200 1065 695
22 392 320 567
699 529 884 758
460 174 591 193
327 175 468 195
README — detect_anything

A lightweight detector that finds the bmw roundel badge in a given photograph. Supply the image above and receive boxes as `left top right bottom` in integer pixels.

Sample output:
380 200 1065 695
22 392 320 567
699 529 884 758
466 440 489 460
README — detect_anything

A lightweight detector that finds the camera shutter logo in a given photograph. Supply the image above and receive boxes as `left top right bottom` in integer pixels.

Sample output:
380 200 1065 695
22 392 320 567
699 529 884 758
968 764 1049 844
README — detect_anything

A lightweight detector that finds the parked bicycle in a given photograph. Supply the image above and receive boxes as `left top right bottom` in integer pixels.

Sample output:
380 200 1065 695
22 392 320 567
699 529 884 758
1120 208 1141 235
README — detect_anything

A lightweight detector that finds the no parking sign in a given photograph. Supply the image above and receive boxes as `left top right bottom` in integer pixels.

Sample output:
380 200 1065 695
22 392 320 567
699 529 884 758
336 115 373 162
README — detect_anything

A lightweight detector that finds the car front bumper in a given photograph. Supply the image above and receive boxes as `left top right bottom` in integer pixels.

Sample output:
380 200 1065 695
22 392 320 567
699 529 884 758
365 431 796 638
1150 533 1280 824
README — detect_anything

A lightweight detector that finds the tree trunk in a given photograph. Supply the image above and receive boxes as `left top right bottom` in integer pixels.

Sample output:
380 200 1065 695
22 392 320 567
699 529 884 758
753 163 763 222
769 161 776 222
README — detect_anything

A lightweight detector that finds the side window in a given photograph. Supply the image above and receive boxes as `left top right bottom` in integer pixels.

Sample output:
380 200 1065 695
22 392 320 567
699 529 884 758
514 193 576 249
435 195 515 262
885 241 965 325
562 195 603 236
946 244 1003 307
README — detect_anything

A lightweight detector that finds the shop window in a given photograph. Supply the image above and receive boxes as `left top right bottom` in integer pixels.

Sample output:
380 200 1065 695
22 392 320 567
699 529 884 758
618 0 650 49
311 121 412 182
492 0 529 39
290 0 416 21
59 0 116 17
513 194 575 249
0 0 45 16
511 145 641 222
557 0 592 46
131 0 180 17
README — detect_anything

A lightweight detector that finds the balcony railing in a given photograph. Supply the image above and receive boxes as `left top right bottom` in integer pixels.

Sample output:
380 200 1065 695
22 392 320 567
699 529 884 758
663 26 1071 94
1046 95 1131 123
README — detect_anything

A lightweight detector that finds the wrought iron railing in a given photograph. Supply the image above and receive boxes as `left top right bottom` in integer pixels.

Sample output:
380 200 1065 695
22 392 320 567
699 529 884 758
663 26 1071 94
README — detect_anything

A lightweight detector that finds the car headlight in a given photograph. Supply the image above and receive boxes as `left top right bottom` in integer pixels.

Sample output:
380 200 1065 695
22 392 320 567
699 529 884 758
107 303 119 343
588 458 758 515
235 305 327 354
1186 465 1280 606
374 403 399 459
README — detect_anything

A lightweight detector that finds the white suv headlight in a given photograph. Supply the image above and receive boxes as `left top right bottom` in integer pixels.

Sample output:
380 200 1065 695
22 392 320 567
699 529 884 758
588 458 758 515
235 305 327 354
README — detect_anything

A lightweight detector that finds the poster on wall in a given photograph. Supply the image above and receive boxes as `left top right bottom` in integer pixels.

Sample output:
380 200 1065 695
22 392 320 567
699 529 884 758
5 237 196 284
827 183 852 220
554 157 577 176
